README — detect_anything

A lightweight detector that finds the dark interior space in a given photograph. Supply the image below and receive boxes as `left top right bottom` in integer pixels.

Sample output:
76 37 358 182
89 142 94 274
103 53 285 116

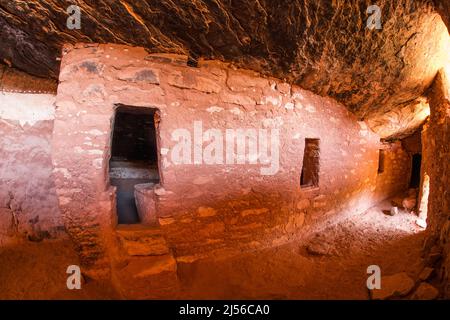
111 106 158 163
378 149 385 174
410 153 422 188
300 138 320 188
109 105 160 224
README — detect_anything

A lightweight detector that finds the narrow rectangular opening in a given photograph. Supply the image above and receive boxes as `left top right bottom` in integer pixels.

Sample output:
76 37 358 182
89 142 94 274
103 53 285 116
409 153 422 188
109 105 160 224
377 149 385 174
300 138 320 188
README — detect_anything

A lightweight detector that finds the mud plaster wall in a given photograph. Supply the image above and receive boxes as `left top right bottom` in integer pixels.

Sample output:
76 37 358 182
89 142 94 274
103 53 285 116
423 68 450 297
0 91 63 245
52 44 412 270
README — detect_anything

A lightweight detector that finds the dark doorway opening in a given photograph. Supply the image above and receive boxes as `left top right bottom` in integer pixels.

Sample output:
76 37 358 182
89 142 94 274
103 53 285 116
109 105 160 224
300 138 320 188
409 153 422 188
377 149 385 174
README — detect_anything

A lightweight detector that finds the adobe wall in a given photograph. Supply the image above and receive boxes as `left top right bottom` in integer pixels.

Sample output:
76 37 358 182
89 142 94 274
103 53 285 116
423 68 450 297
375 141 412 201
52 43 412 273
0 67 63 245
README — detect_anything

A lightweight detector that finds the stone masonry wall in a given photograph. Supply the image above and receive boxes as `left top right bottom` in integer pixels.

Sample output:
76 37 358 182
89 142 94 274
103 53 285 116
52 44 412 272
423 68 450 297
375 141 412 202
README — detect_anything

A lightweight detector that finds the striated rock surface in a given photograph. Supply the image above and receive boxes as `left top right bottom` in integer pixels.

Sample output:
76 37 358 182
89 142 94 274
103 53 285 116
0 1 448 136
0 65 57 94
367 97 430 140
117 225 170 256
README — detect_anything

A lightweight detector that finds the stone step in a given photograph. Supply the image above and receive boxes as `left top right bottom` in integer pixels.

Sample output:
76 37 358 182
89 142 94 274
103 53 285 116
117 254 179 299
117 224 170 256
115 225 180 298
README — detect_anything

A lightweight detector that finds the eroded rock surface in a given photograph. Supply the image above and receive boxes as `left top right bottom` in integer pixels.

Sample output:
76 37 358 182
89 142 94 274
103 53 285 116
0 0 448 134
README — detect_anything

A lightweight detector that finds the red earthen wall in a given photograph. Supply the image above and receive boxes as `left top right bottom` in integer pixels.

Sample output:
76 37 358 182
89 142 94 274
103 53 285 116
49 44 413 271
375 141 412 200
423 68 450 297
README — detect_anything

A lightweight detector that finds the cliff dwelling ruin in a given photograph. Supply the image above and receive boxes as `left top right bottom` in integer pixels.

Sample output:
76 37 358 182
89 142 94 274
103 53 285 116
0 0 449 302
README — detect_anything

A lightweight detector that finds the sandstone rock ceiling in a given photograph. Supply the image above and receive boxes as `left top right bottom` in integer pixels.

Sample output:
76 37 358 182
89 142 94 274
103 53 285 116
0 0 449 138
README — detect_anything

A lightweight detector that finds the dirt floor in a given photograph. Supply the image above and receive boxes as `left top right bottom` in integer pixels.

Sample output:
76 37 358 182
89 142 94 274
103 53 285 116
0 199 426 300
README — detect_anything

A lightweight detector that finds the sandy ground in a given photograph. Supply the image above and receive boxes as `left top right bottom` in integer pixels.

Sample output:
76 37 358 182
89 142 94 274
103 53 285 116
0 239 119 299
0 199 426 300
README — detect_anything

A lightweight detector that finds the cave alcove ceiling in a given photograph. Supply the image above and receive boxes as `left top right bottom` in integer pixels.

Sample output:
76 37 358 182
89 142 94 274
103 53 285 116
0 0 449 139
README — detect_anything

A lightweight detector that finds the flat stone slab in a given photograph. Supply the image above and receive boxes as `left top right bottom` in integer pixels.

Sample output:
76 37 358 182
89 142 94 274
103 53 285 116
370 272 415 300
418 267 434 281
124 255 177 278
306 237 338 256
411 282 439 300
117 225 170 256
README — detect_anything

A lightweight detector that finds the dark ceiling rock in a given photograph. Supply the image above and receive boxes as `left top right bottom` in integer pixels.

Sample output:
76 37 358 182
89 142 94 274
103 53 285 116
0 0 448 136
434 0 450 31
367 96 430 140
0 65 57 94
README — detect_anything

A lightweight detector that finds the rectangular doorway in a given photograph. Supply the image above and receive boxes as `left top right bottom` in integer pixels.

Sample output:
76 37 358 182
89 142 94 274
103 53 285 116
109 105 160 224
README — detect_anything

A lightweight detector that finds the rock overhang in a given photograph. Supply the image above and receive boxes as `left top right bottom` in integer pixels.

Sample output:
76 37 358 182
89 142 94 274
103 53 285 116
0 0 449 139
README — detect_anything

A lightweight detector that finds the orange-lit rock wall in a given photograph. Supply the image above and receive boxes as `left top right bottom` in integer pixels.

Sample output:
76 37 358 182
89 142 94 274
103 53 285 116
49 44 415 272
423 69 450 297
375 141 412 201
